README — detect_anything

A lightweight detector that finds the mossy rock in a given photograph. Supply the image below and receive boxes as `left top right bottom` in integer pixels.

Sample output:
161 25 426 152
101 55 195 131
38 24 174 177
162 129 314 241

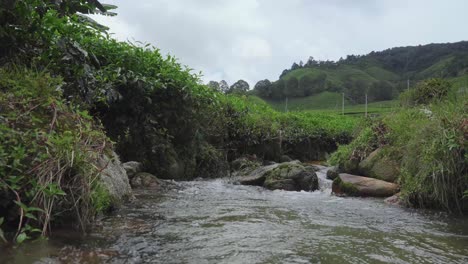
263 163 318 192
359 148 400 182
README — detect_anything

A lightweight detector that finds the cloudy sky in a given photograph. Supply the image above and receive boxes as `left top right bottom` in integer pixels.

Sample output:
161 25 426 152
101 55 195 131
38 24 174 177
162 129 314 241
92 0 468 86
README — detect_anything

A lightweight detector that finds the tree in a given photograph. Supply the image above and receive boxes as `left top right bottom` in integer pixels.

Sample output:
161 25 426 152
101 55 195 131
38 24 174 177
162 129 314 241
312 73 327 94
299 75 314 96
228 79 250 94
207 81 220 91
305 56 317 67
285 77 301 97
254 79 272 98
219 80 229 93
271 79 285 99
291 62 300 70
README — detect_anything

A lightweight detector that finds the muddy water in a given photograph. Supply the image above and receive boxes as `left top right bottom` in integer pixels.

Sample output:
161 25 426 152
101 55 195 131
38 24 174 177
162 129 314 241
3 167 468 263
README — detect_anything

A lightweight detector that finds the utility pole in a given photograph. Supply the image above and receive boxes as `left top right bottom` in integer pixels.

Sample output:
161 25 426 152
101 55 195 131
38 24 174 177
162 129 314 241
285 97 288 112
407 79 410 91
342 92 344 116
365 93 368 118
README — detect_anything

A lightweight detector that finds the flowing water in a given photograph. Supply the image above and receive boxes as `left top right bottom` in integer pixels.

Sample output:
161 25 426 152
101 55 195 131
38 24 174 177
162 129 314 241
3 167 468 264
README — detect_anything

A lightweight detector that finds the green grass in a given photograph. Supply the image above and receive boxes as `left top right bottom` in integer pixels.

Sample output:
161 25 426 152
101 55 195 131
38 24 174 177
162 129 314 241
415 56 454 79
282 65 385 88
363 66 400 80
255 92 398 115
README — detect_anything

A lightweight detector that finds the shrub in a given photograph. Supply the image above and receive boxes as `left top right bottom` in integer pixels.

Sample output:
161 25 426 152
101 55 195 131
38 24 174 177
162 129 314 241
0 68 111 243
400 78 451 106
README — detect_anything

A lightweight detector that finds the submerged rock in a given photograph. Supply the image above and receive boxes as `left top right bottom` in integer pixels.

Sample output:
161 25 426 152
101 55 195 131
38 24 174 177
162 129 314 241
332 173 399 197
131 172 161 188
358 148 400 182
98 152 133 204
385 192 404 206
123 161 143 179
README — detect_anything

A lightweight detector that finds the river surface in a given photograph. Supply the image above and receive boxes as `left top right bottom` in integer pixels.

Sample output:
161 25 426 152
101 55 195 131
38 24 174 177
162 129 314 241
3 167 468 263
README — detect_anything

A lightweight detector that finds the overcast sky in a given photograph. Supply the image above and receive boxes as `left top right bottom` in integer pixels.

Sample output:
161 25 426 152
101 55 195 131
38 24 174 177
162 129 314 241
92 0 468 86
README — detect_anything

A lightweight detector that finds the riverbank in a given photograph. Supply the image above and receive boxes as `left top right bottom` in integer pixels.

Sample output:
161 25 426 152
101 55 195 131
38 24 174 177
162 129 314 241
329 79 467 212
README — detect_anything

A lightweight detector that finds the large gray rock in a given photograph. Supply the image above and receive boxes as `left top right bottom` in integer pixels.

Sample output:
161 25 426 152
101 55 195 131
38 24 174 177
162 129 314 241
359 148 400 182
98 152 132 204
263 163 318 192
123 161 143 179
238 160 318 192
332 173 399 197
238 163 282 186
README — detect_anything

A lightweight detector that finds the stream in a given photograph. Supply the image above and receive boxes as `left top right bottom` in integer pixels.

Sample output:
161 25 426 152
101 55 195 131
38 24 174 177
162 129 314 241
3 167 468 263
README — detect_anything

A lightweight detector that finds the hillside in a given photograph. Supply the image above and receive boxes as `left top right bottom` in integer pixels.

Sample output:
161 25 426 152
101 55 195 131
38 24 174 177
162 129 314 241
255 73 466 114
253 41 468 104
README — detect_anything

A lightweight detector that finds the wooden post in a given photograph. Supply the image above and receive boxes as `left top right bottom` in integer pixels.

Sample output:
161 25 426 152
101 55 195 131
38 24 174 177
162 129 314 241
365 93 368 118
342 93 344 116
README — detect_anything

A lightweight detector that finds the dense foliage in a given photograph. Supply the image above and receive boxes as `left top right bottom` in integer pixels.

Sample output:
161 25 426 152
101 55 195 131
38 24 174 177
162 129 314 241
0 69 112 243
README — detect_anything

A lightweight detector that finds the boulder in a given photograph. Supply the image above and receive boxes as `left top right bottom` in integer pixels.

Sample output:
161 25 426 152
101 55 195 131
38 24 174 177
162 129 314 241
238 163 281 186
98 152 132 203
332 173 399 197
123 161 143 179
280 155 293 162
131 172 161 188
359 148 400 182
263 163 319 192
326 166 340 180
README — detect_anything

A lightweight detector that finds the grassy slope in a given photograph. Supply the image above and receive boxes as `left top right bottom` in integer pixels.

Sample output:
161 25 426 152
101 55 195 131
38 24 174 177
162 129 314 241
282 64 400 88
254 72 468 114
256 92 398 115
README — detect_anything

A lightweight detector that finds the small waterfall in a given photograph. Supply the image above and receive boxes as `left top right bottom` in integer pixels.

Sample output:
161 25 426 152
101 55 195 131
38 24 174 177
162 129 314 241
315 166 333 191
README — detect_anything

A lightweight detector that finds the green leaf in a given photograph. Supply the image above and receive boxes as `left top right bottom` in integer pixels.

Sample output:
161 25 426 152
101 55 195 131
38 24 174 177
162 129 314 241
0 229 6 243
25 213 37 220
25 207 45 213
13 201 29 211
16 233 28 244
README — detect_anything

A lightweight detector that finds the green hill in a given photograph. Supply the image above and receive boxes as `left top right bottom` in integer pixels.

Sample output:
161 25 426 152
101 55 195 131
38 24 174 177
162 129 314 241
253 41 468 104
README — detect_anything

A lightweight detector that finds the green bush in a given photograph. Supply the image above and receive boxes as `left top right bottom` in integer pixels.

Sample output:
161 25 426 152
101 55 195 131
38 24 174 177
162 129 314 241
328 124 378 173
0 68 111 242
400 78 451 106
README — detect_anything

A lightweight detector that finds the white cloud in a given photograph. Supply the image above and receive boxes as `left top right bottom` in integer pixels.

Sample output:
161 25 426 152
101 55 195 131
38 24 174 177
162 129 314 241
91 0 468 87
